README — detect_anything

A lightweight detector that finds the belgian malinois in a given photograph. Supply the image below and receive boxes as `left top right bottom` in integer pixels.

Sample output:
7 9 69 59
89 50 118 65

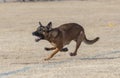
32 22 99 60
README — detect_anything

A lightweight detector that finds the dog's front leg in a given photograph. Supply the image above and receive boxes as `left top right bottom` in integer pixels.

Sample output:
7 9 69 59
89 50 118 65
44 48 60 61
44 47 56 51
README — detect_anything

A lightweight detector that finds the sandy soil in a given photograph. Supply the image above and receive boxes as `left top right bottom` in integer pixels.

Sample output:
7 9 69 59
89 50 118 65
0 0 120 78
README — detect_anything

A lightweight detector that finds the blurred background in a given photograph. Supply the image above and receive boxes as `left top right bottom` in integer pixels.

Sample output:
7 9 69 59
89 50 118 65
0 0 84 3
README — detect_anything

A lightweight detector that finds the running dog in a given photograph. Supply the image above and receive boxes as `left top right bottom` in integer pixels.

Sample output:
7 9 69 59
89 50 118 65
32 22 99 60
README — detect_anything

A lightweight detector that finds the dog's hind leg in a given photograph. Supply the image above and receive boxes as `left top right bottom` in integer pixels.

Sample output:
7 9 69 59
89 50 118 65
70 41 82 56
70 31 84 56
60 47 68 52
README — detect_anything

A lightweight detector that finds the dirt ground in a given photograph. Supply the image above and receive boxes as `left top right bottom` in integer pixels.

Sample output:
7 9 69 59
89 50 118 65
0 0 120 78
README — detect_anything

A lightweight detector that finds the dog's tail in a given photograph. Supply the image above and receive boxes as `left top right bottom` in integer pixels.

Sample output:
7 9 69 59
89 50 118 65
83 33 100 45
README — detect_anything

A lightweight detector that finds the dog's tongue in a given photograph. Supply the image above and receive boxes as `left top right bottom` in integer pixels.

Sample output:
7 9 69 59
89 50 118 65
35 37 41 42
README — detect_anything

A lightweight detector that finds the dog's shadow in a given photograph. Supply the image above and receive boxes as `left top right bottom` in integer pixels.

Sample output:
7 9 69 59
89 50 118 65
45 50 120 66
80 56 120 60
12 50 120 65
79 50 120 60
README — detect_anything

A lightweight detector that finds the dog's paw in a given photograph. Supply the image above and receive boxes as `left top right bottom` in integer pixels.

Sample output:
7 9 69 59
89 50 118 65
60 47 68 52
44 47 50 51
70 53 77 56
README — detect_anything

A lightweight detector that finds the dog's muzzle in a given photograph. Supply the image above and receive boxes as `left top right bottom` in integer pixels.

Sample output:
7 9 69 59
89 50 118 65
32 31 45 42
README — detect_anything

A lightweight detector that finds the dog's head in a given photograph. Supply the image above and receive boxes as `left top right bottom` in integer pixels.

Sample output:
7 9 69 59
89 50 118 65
32 22 52 42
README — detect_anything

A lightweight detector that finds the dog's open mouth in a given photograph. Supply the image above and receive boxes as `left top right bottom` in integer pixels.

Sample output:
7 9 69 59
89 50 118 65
35 37 41 42
34 35 45 42
32 31 45 42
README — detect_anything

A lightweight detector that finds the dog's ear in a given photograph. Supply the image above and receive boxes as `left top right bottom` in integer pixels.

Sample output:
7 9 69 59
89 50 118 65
47 22 52 30
39 22 42 26
51 30 58 38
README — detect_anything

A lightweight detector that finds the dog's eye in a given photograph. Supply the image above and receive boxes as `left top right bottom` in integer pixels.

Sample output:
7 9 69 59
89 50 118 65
42 27 48 31
37 29 45 34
